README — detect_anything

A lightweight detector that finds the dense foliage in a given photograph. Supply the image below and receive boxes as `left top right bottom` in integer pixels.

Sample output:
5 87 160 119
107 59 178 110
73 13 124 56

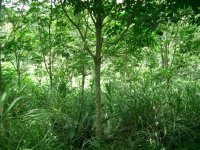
0 0 199 149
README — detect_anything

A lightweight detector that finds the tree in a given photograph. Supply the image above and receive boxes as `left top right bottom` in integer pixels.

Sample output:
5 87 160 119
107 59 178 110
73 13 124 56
0 0 3 105
57 0 169 140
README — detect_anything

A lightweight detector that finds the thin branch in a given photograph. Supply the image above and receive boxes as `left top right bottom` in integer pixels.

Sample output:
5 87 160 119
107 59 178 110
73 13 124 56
103 0 144 57
83 10 95 33
42 53 50 76
101 22 132 60
83 14 89 39
112 22 132 46
59 0 94 58
86 1 96 25
84 41 95 59
102 17 114 27
59 0 85 39
170 26 179 68
102 2 116 27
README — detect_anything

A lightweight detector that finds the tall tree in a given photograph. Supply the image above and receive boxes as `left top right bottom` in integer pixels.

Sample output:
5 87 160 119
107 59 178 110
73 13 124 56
0 0 3 101
57 0 165 140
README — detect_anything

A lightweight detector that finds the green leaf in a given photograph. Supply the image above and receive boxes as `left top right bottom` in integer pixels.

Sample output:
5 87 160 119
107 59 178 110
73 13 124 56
0 95 23 122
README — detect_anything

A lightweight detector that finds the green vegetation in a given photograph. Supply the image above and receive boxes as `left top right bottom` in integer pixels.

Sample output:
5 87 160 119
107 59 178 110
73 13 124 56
0 0 199 149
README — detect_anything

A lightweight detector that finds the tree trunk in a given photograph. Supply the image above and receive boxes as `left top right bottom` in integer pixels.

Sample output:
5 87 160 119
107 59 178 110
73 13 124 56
0 45 2 101
48 0 53 90
75 62 86 134
94 15 103 140
15 52 21 89
81 63 85 106
49 55 53 90
124 49 128 82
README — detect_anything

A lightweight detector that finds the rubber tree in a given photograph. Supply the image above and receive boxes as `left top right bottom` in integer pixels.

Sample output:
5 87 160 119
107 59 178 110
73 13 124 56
57 0 168 140
0 0 3 133
28 0 56 90
0 0 3 104
58 0 105 140
48 0 54 90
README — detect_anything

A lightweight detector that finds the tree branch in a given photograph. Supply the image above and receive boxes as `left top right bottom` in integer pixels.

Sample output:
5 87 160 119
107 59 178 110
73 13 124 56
59 0 94 58
83 10 95 33
103 0 144 57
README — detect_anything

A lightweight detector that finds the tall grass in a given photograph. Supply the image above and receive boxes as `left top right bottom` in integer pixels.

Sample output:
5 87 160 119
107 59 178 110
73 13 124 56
1 71 199 150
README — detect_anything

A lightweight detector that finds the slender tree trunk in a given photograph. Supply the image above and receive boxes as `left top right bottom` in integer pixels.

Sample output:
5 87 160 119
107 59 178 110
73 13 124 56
81 63 85 106
161 40 171 104
49 54 53 89
163 43 170 88
59 0 104 140
0 2 7 148
48 0 53 90
15 52 21 89
76 62 86 134
161 48 165 68
94 15 103 140
0 44 3 129
0 45 2 101
124 49 128 82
